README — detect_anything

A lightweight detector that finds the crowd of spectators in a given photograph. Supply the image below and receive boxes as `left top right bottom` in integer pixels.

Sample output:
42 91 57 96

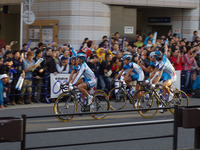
0 31 200 109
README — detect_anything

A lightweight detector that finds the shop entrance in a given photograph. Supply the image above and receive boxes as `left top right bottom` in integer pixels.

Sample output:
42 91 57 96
151 25 172 37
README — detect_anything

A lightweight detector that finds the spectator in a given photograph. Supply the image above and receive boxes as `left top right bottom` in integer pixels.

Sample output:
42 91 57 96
85 40 94 58
0 74 9 109
143 32 153 46
184 47 197 93
99 36 108 48
20 52 37 104
112 43 119 55
44 48 58 74
38 42 44 51
96 47 113 63
33 49 46 102
87 55 101 83
111 57 122 78
170 48 184 70
135 35 143 48
56 56 70 74
114 32 122 44
98 53 113 93
79 38 89 51
10 50 24 105
192 31 199 42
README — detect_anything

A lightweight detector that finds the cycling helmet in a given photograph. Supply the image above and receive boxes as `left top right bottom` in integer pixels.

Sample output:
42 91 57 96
77 53 87 61
154 51 163 60
149 51 156 58
122 55 132 60
69 55 76 62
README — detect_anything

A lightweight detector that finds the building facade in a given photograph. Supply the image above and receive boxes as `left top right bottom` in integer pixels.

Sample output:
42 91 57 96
0 0 199 49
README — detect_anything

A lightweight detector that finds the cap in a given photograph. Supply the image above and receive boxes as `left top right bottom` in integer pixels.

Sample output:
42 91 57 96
0 74 8 79
61 56 68 61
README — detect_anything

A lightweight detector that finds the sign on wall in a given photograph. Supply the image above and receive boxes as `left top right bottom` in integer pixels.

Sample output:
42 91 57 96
148 17 171 23
124 26 134 34
173 29 181 38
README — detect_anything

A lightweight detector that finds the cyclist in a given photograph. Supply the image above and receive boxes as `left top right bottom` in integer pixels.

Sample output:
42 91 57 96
145 44 177 102
115 55 144 95
67 55 82 85
70 53 96 105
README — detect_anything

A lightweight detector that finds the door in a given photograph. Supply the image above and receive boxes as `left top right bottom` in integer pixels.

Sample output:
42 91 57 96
152 25 172 37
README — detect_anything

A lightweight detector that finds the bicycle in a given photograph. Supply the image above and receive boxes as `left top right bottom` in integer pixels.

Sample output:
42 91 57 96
135 83 189 119
108 81 142 110
53 85 110 122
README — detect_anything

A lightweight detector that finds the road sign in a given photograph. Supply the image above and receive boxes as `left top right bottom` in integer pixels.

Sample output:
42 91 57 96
23 10 35 25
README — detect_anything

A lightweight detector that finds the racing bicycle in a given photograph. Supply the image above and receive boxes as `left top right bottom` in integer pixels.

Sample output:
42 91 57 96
54 85 110 122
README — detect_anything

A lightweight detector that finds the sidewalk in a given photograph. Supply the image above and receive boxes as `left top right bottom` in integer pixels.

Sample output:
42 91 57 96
3 103 54 110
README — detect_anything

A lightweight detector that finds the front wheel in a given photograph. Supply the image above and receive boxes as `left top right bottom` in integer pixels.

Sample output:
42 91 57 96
136 91 159 119
53 93 78 122
90 92 110 120
108 87 127 110
167 90 189 114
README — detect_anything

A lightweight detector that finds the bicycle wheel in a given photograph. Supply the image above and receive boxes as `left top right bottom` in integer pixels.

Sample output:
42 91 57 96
90 92 110 120
173 90 189 106
108 87 127 110
136 91 159 119
54 93 78 122
166 90 189 114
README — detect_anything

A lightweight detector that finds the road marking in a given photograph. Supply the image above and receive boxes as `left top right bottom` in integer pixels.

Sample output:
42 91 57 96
47 119 174 131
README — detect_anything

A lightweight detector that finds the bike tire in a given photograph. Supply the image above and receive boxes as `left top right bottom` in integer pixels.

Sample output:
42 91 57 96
108 87 127 110
53 93 78 122
90 92 110 120
167 90 189 114
136 91 159 119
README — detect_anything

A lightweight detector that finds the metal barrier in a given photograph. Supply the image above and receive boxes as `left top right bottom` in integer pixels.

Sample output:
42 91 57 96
6 74 50 103
19 105 179 150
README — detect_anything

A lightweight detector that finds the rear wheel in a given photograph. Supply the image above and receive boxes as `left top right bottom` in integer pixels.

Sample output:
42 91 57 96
90 92 110 120
108 87 127 110
53 93 78 122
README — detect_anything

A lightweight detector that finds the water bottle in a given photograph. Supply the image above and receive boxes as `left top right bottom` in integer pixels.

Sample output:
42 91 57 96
83 97 87 106
78 93 82 102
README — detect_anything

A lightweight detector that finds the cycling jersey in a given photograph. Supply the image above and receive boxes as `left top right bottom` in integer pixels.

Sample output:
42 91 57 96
123 62 144 81
155 54 177 82
73 62 96 88
73 65 80 72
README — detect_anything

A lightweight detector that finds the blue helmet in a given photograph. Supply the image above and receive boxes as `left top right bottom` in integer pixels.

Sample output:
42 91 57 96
150 51 156 58
77 53 87 61
122 55 132 60
154 51 163 60
70 55 76 62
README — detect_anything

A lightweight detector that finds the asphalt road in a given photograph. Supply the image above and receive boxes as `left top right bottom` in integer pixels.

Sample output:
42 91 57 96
0 98 199 150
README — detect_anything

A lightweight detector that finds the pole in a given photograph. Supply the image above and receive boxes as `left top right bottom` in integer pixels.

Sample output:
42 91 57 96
21 115 27 150
173 105 178 150
20 3 23 50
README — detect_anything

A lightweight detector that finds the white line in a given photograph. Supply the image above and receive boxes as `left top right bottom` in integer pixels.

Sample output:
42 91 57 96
47 119 174 131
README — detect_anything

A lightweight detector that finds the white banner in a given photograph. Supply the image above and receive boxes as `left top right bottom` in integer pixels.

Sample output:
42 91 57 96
50 73 70 98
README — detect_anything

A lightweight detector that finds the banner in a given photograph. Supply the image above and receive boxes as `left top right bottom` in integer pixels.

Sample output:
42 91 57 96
50 73 70 98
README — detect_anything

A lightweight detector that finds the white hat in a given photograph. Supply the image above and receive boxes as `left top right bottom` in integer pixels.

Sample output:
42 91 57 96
0 74 9 79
